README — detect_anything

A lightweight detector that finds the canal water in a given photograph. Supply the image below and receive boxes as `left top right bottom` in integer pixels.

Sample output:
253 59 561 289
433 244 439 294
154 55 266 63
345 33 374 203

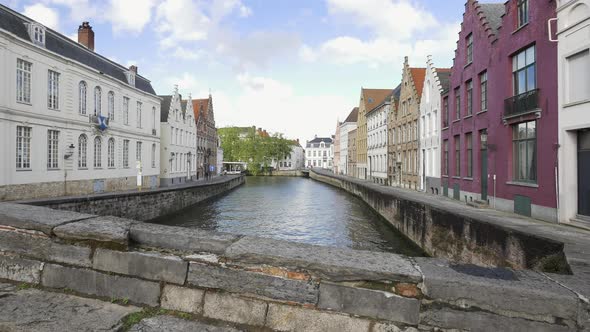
151 176 424 256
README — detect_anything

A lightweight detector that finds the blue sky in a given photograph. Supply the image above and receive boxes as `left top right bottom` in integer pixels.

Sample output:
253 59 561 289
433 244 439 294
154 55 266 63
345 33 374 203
6 0 482 142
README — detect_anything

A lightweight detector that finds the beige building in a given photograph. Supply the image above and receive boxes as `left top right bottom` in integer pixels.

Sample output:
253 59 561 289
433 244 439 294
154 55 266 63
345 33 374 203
347 128 357 177
389 57 426 190
355 88 393 179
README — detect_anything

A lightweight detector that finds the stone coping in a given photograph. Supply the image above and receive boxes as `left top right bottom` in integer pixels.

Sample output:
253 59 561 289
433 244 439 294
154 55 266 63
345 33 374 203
0 203 587 331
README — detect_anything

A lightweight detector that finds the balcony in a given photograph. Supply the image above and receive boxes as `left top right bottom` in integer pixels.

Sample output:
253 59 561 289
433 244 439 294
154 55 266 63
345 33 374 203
503 89 540 119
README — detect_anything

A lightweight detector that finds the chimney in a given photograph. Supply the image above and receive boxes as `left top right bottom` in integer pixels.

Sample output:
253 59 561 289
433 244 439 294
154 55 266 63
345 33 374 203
78 22 94 51
129 65 138 74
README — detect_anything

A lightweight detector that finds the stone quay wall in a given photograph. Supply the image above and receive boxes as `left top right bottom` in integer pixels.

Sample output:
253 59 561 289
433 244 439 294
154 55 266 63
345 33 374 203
0 203 587 331
16 175 244 221
309 170 570 273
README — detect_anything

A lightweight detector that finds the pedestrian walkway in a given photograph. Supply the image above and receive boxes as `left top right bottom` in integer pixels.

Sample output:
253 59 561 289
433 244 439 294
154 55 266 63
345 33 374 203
313 169 590 301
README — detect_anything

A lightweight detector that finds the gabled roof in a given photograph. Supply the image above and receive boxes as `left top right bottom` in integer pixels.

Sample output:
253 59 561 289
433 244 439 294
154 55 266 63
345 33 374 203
159 95 172 122
0 5 156 95
308 137 333 144
344 107 359 123
409 68 427 99
362 89 393 110
436 69 452 93
367 90 394 115
192 98 209 122
479 3 504 35
392 83 402 100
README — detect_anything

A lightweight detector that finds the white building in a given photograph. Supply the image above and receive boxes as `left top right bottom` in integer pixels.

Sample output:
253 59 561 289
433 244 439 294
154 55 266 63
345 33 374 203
338 107 358 176
216 135 223 175
367 93 392 185
556 0 590 228
0 7 160 201
159 86 197 186
276 140 305 170
418 56 450 194
305 136 333 169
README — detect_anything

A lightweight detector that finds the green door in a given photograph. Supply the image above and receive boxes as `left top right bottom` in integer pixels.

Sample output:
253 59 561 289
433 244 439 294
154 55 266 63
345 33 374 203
480 130 488 201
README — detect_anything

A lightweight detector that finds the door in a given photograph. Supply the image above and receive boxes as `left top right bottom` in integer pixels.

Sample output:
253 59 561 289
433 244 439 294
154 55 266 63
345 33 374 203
480 130 488 201
578 130 590 217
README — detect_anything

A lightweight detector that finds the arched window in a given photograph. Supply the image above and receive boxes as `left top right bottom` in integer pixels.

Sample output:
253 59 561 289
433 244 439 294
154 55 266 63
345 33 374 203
78 134 87 168
108 138 115 168
94 136 102 168
108 91 115 120
79 81 87 115
94 86 102 116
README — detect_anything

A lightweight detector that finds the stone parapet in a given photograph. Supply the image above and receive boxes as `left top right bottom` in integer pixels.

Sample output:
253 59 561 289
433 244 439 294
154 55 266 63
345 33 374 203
0 203 586 331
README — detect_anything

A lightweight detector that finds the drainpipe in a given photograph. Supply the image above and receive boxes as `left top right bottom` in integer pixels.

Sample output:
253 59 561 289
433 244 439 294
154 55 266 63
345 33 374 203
493 174 497 209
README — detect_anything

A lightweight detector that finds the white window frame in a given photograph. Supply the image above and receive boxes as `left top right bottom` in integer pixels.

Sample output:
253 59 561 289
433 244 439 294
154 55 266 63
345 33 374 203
94 136 102 168
94 86 102 116
108 138 115 168
16 126 32 169
79 81 87 115
123 97 130 125
47 70 59 110
47 130 59 169
16 59 32 104
108 91 115 120
78 134 88 169
123 140 130 168
137 101 142 128
136 141 142 163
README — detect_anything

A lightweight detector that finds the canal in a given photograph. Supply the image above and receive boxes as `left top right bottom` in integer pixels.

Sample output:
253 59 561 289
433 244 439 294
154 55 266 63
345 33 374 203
151 176 424 256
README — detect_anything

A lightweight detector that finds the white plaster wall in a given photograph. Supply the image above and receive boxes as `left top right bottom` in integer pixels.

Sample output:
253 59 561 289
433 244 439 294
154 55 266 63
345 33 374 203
339 122 357 175
367 104 389 181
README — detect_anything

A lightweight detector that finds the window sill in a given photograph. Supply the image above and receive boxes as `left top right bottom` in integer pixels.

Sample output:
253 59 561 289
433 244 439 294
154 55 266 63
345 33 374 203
16 169 32 172
506 181 538 188
48 108 60 111
452 119 461 123
512 22 529 35
464 62 473 69
476 110 488 115
463 177 473 181
442 126 449 131
17 101 32 106
78 168 88 170
442 175 449 178
47 168 61 171
564 99 590 108
464 115 473 119
452 176 461 179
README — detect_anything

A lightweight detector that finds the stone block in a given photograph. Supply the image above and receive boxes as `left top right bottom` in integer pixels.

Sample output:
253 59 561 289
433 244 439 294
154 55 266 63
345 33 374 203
371 323 419 332
93 249 188 284
161 285 204 313
41 264 160 306
0 230 92 267
0 254 44 284
318 282 419 324
130 223 239 254
0 202 94 235
265 303 372 332
53 216 133 245
225 236 421 282
420 307 572 332
203 291 267 326
415 258 579 324
0 288 139 332
188 262 318 304
128 315 240 332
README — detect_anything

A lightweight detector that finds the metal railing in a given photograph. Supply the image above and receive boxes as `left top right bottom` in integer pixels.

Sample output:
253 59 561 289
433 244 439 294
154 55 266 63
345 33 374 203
504 89 539 118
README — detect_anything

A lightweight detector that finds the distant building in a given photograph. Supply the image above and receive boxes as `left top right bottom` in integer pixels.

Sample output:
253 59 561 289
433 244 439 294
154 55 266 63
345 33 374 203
347 129 357 177
193 95 217 177
0 6 160 200
387 86 401 186
216 135 224 175
306 136 333 169
556 0 590 226
367 91 394 185
339 107 358 175
419 56 450 194
159 86 196 186
276 139 305 170
333 121 341 174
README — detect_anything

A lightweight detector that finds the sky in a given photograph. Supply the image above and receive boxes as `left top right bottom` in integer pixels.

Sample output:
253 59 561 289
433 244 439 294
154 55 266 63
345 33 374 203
5 0 483 143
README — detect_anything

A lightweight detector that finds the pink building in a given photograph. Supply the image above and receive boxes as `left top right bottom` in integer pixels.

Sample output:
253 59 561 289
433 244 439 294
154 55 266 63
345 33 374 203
441 0 558 222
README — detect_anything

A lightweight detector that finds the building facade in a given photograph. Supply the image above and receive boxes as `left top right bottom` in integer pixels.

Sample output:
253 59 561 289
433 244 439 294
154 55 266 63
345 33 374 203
339 107 358 176
390 58 425 190
367 93 393 185
0 7 160 200
356 89 393 179
387 86 401 186
442 0 558 222
333 121 341 174
347 129 357 176
277 140 305 170
556 0 590 227
159 87 196 187
306 136 333 169
193 95 217 178
419 56 450 194
216 135 224 175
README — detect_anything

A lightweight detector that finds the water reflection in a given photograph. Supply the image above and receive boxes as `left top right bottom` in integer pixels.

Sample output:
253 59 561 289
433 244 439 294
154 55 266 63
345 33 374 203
151 176 424 256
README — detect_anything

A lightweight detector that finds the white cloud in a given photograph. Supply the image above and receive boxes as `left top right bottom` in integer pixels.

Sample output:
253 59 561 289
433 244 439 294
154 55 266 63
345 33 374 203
164 72 202 95
23 4 59 30
108 0 157 34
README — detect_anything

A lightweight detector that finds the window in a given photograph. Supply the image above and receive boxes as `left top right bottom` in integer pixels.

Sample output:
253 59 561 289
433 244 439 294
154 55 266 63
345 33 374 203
16 126 32 169
443 97 449 127
123 140 130 168
466 33 473 64
443 140 449 175
108 138 115 168
78 134 88 169
136 141 142 163
466 80 473 116
16 59 32 104
454 88 461 120
567 49 590 103
517 0 528 27
79 81 87 115
94 137 102 168
136 101 142 128
454 135 460 176
94 86 101 116
480 71 488 112
32 25 44 45
513 45 536 96
47 70 59 110
513 121 536 182
108 91 115 120
466 132 473 177
123 97 130 125
152 107 156 130
151 144 156 168
47 130 59 169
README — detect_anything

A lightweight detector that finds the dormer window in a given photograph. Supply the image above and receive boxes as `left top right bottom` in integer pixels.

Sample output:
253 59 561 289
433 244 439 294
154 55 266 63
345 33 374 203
125 71 136 87
26 23 46 47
